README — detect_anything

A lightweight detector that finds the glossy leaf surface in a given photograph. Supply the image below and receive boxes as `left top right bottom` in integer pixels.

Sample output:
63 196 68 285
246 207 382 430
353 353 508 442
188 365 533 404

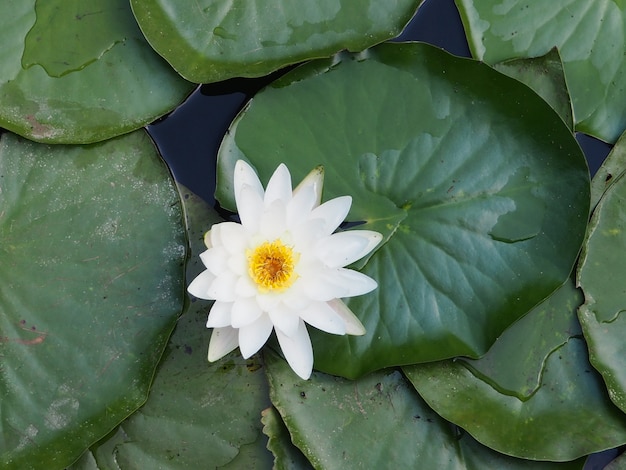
455 0 626 143
265 350 584 469
217 42 590 378
130 0 421 83
578 140 626 414
405 280 626 461
0 0 193 143
0 130 186 468
493 48 573 130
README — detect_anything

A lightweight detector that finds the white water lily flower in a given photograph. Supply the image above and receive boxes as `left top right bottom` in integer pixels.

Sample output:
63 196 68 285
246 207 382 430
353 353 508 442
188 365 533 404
188 160 382 379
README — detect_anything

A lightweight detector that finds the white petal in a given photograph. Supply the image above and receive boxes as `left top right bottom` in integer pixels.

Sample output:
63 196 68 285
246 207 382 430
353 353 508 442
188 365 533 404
234 160 264 205
332 268 378 297
309 196 352 235
327 299 366 335
290 218 326 250
316 230 382 268
282 289 312 310
216 222 249 255
199 247 228 276
286 184 317 229
238 185 264 232
275 320 314 380
238 313 274 358
228 253 248 276
268 303 301 337
231 297 263 328
235 275 258 297
203 230 213 249
207 273 238 302
187 270 217 299
206 301 234 327
264 163 292 205
298 301 346 335
259 200 287 240
298 272 347 301
293 165 324 208
256 292 282 311
208 326 240 361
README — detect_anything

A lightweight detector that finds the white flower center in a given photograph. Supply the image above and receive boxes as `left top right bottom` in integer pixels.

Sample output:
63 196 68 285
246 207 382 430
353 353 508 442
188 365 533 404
247 240 299 292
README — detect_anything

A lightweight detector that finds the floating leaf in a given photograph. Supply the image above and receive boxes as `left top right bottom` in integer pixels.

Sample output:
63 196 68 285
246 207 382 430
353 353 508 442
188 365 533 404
0 130 186 468
578 163 626 415
0 0 193 143
261 407 313 470
217 42 590 378
130 0 422 83
455 0 626 143
265 350 585 469
405 280 626 461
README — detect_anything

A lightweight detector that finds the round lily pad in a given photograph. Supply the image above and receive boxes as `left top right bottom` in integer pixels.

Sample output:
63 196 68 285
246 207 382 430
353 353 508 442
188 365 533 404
130 0 421 83
216 42 590 378
405 280 626 461
455 0 626 143
0 0 194 144
0 130 186 468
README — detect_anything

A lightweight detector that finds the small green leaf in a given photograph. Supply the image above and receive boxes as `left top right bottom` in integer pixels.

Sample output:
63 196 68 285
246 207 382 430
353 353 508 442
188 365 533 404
405 280 626 461
493 48 573 130
262 407 313 470
0 130 186 468
217 43 590 378
0 0 193 143
265 350 585 469
578 166 626 414
130 0 422 83
455 0 626 143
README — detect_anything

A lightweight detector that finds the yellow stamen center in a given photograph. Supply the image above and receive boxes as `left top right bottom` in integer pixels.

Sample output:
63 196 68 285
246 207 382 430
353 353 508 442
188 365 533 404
247 240 299 292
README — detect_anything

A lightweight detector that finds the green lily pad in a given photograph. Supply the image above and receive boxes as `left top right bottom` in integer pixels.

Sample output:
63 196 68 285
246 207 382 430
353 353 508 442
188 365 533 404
578 165 626 414
129 0 421 83
262 407 313 470
0 130 186 468
69 187 273 469
455 0 626 143
216 42 590 378
265 349 585 469
0 0 193 144
405 280 626 461
493 48 573 130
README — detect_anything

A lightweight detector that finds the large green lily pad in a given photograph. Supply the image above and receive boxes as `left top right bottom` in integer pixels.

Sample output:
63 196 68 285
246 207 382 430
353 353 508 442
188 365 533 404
0 130 186 468
265 350 585 469
0 0 193 144
216 42 590 378
405 280 626 461
130 0 421 83
455 0 626 143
